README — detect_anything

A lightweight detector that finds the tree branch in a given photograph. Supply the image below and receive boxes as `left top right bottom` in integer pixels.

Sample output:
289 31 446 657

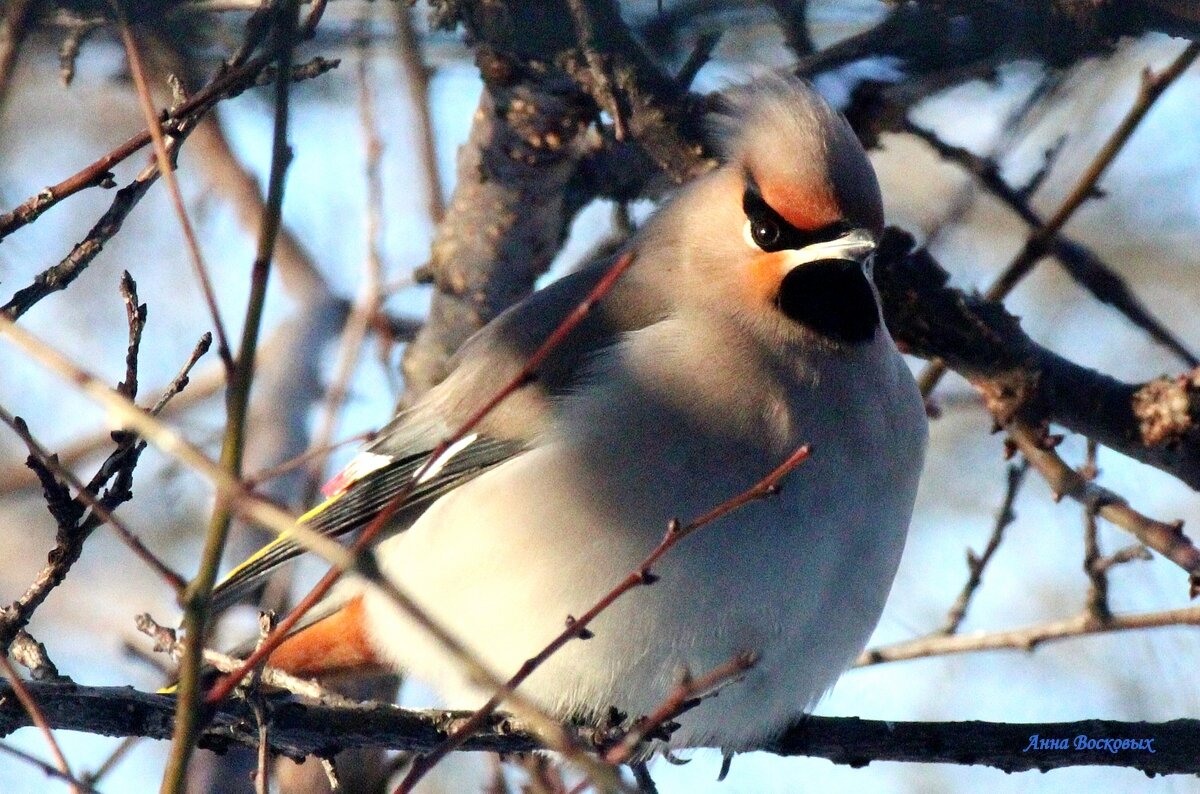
1 682 1195 776
875 229 1200 501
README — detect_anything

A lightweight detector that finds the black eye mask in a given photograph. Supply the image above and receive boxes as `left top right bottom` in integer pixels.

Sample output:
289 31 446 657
741 185 850 253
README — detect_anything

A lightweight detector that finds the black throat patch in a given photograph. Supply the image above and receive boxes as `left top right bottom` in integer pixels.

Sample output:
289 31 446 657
776 259 879 344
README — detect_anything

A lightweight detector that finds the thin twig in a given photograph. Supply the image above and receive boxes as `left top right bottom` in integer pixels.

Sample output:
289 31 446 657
1081 439 1110 621
0 315 354 571
939 461 1029 635
0 654 77 793
113 4 235 370
601 653 756 769
163 2 301 788
245 431 374 488
918 41 1200 395
393 2 444 223
81 736 140 789
135 613 355 705
905 119 1198 369
301 29 387 506
0 406 186 592
0 741 101 794
0 33 336 243
398 445 811 792
858 603 1200 665
1 122 200 320
1008 420 1200 595
0 336 216 493
205 250 640 707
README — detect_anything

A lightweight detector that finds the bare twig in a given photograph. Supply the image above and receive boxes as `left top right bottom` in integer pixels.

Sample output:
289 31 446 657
113 5 234 370
904 120 1198 369
918 41 1200 395
0 741 100 794
0 315 352 566
0 33 337 244
81 736 139 788
0 406 186 592
0 336 217 493
397 444 811 792
393 2 444 223
1007 420 1200 595
245 431 374 488
135 613 353 705
0 654 76 792
164 1 302 787
301 31 387 506
601 653 757 769
858 603 1200 665
940 461 1029 635
1 124 198 320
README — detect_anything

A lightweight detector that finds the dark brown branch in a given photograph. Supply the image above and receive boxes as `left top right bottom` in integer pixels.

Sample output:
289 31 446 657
2 682 1198 776
875 227 1200 502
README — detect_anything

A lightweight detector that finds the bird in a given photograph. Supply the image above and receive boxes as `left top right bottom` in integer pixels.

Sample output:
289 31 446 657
210 75 927 751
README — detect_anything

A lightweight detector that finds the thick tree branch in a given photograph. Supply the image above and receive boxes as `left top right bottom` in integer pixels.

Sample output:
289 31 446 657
0 682 1195 775
875 229 1200 499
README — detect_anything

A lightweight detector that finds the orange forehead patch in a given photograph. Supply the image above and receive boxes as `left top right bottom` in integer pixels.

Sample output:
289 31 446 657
759 177 842 232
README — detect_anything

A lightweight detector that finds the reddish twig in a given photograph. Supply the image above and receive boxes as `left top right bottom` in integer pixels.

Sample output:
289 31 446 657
204 249 639 705
397 444 811 792
601 653 757 769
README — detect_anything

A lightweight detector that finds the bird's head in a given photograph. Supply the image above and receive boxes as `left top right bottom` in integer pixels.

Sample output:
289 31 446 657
669 76 885 348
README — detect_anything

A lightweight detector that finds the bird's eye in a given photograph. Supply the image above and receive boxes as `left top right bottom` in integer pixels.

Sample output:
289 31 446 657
750 218 780 249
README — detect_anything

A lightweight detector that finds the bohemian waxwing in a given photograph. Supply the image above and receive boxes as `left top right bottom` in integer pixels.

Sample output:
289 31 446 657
212 75 927 750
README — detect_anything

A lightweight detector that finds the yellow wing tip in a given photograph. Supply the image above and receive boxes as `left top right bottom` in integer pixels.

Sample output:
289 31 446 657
214 495 338 592
157 683 178 695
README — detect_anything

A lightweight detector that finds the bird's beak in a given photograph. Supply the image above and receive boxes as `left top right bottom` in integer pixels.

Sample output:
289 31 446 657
778 228 876 272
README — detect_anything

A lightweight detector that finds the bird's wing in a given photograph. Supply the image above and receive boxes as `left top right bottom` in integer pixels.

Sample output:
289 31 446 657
210 252 670 614
209 433 525 613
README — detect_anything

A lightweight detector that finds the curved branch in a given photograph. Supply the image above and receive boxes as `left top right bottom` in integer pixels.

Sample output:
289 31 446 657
875 229 1200 496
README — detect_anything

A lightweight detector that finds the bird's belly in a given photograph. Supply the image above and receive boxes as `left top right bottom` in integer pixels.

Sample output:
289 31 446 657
359 437 911 749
